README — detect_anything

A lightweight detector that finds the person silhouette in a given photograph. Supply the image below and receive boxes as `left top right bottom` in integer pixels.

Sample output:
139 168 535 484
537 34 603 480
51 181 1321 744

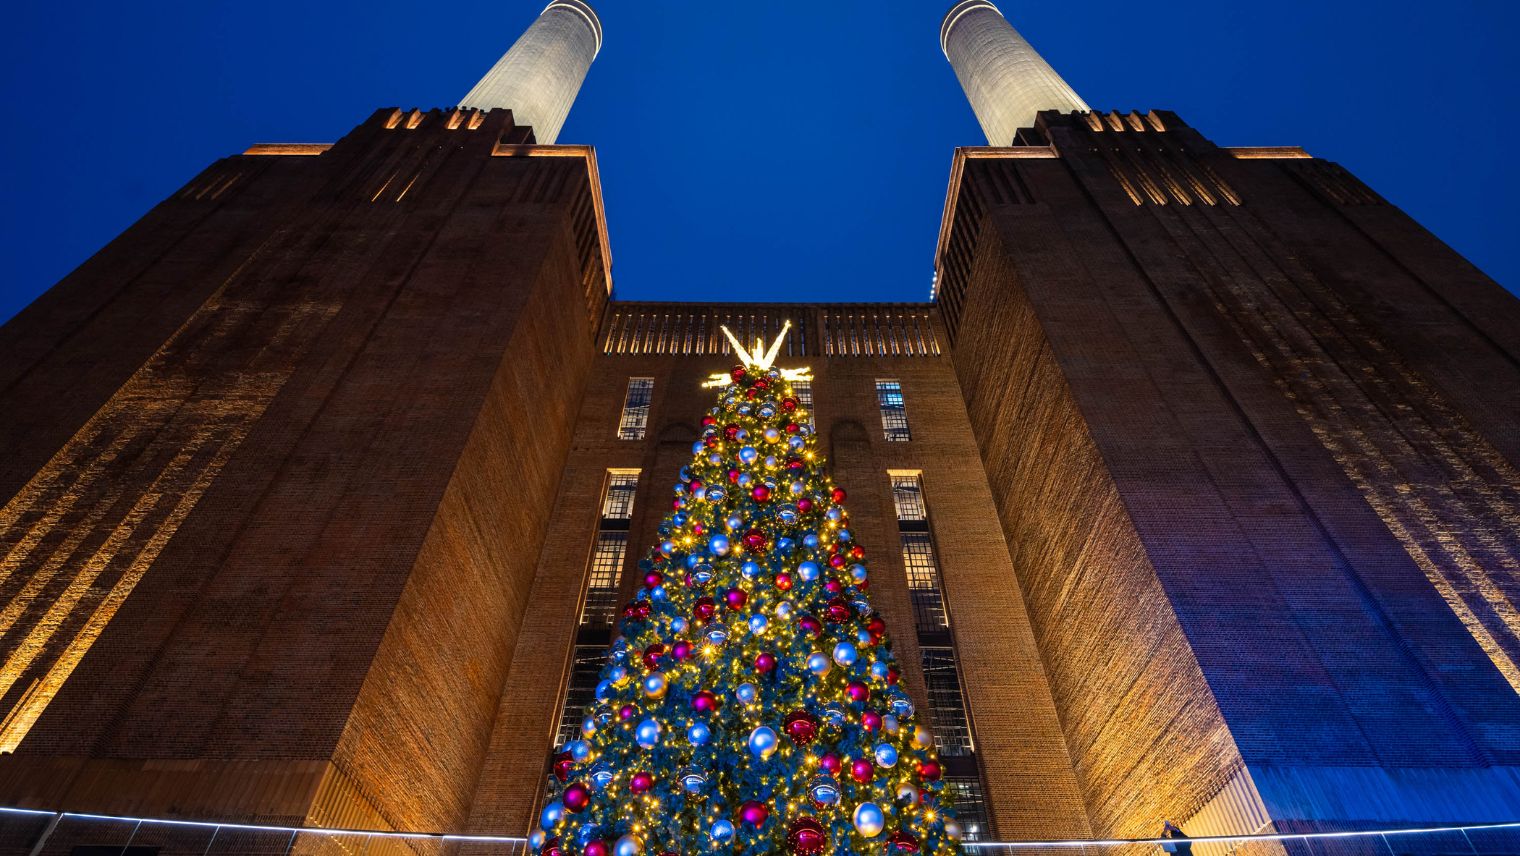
1160 820 1193 855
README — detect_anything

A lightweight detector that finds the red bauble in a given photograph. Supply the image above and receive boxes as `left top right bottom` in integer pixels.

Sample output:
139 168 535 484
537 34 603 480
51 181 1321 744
724 424 741 440
797 498 814 513
740 800 770 826
752 485 771 502
828 554 846 569
783 709 820 745
755 651 777 673
642 643 666 670
824 598 853 623
728 468 741 483
782 397 798 412
819 753 842 775
644 570 664 589
797 614 823 638
887 830 921 853
824 578 843 594
724 587 748 609
629 771 654 794
746 388 760 400
788 817 828 855
785 422 800 434
731 366 747 381
693 597 716 622
671 640 692 661
831 487 848 503
618 704 636 720
850 757 874 783
585 840 610 856
703 435 718 448
851 545 865 559
543 838 562 856
622 600 651 620
742 529 768 551
563 781 591 812
887 665 901 685
861 710 882 732
702 415 718 426
775 572 793 591
866 616 887 643
552 751 574 781
691 690 718 713
917 759 943 781
846 681 870 703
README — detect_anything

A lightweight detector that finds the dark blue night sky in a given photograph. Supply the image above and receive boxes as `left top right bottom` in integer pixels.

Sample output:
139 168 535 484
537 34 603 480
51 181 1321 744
2 0 1516 322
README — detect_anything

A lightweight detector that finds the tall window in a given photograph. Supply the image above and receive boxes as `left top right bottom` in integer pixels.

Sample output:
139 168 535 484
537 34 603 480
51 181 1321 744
944 776 991 842
889 470 991 836
875 379 910 442
791 378 814 427
582 470 639 625
618 378 654 440
555 645 605 746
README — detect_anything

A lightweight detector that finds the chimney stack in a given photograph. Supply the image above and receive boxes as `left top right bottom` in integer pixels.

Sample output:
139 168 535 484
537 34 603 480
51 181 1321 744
940 0 1088 145
460 0 603 144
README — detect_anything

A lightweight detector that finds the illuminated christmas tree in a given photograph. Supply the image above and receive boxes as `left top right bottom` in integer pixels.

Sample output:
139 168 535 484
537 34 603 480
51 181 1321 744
533 325 964 856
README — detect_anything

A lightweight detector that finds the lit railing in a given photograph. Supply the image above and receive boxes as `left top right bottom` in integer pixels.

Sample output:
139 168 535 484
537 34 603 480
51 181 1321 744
2 805 1518 855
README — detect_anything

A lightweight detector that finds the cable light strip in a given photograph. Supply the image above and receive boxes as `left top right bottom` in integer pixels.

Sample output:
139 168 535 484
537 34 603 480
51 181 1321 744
3 806 1518 849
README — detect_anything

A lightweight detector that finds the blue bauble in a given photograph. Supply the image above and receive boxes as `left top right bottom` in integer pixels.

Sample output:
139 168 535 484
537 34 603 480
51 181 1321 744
685 553 702 569
748 726 778 759
776 536 795 553
530 830 547 850
660 540 676 556
708 487 726 503
739 446 759 463
594 680 613 701
774 600 794 620
809 775 841 806
708 535 731 556
871 661 891 681
635 718 661 749
540 801 565 830
735 428 750 441
642 672 668 698
853 802 886 838
838 528 853 542
790 480 805 495
763 427 782 444
778 506 799 524
711 820 735 843
827 507 844 522
687 722 712 745
650 585 668 601
749 613 769 634
708 452 722 465
851 563 868 583
704 624 729 646
856 629 871 645
615 834 643 856
806 652 832 675
874 743 899 767
833 641 858 666
566 739 591 761
671 617 688 634
581 715 597 737
590 760 614 789
736 682 758 704
740 560 761 579
691 440 705 454
607 665 629 686
797 561 820 582
680 766 708 794
737 472 753 487
802 532 821 549
890 696 915 718
726 514 743 530
821 703 847 727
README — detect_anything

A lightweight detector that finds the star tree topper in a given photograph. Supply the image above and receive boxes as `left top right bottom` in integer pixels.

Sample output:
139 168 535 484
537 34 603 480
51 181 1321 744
703 320 813 387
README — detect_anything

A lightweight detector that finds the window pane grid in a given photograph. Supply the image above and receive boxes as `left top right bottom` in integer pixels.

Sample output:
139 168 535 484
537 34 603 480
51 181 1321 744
602 473 639 519
582 531 627 625
618 378 654 440
555 646 605 746
921 646 975 756
875 379 911 442
902 532 949 634
944 775 991 841
790 379 814 427
891 474 927 521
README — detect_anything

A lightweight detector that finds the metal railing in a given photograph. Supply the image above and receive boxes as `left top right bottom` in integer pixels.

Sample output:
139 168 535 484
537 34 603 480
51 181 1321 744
3 805 1518 856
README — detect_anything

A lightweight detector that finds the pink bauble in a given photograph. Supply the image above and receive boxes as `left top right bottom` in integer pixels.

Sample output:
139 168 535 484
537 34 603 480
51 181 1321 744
819 753 841 775
585 840 610 856
755 652 777 673
846 681 869 703
740 799 770 826
861 710 882 732
850 758 874 783
725 587 748 609
752 485 771 502
644 570 664 589
797 615 822 637
618 704 636 721
917 759 943 781
691 690 718 713
629 771 654 794
671 640 692 660
563 781 591 812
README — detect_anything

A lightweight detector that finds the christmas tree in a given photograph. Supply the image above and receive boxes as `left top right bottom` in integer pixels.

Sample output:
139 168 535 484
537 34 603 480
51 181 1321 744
533 325 964 856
